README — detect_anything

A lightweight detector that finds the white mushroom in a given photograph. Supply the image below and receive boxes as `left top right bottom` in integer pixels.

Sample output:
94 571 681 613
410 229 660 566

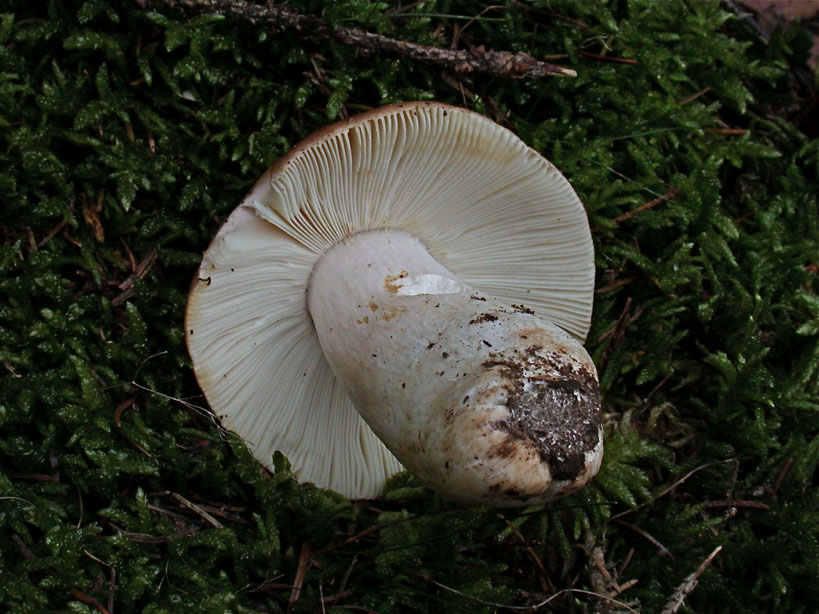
186 102 602 506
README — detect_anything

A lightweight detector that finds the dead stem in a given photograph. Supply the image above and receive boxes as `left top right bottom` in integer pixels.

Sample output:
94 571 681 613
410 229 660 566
660 546 723 614
158 0 576 79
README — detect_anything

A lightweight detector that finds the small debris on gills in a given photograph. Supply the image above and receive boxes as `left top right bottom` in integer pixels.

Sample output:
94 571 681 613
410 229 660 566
511 304 535 315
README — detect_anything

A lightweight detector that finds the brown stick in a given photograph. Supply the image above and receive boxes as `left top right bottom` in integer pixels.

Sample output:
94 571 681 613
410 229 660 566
595 276 638 295
613 188 680 224
578 50 638 65
704 499 770 511
705 127 748 135
38 219 68 247
288 542 312 611
661 546 722 614
499 515 555 592
70 587 109 614
612 518 674 560
158 0 576 79
678 86 711 105
113 396 135 427
9 472 59 482
773 457 794 496
171 492 225 528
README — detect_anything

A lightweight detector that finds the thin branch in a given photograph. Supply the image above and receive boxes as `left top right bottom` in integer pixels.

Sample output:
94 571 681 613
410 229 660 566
157 0 576 79
426 576 641 613
705 127 748 135
500 515 555 592
612 518 674 560
70 588 108 614
611 459 736 520
612 188 680 224
288 542 312 611
578 50 638 64
678 86 711 106
661 546 723 614
773 457 794 496
704 499 770 511
171 492 225 528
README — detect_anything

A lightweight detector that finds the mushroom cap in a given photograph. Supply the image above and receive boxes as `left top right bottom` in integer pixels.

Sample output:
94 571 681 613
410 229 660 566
185 101 594 499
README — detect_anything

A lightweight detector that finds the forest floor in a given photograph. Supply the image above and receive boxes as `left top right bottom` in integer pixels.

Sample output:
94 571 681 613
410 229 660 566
1 1 818 613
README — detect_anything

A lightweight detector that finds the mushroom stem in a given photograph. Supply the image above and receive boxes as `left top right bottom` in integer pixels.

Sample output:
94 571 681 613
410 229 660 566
308 230 602 506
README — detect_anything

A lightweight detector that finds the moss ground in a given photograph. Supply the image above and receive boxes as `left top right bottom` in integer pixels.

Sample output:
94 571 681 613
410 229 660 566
1 1 818 612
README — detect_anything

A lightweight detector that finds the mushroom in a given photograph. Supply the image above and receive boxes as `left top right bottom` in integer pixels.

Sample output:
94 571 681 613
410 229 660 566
186 102 602 507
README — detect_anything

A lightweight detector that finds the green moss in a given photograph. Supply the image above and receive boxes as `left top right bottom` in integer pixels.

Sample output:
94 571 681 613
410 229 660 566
1 0 818 611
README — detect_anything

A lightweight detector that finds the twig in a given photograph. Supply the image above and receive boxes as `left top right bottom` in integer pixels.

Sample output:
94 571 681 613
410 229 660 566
617 547 635 578
70 587 108 614
288 542 312 611
773 457 794 496
113 397 135 427
678 86 711 105
8 472 59 482
120 237 137 272
611 460 735 520
612 188 680 224
705 127 748 135
500 515 555 592
116 246 157 295
612 518 674 560
25 226 37 252
171 492 224 528
317 523 389 553
578 50 638 64
108 567 116 614
107 522 196 544
147 503 190 522
425 577 641 613
82 193 105 243
129 350 230 438
704 499 770 512
119 432 153 458
597 297 643 373
458 5 507 35
597 297 633 345
189 500 247 523
595 276 638 295
38 219 68 247
660 546 723 614
84 551 117 614
337 555 358 600
611 578 638 597
320 588 356 605
586 536 613 604
158 0 576 78
2 360 21 378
